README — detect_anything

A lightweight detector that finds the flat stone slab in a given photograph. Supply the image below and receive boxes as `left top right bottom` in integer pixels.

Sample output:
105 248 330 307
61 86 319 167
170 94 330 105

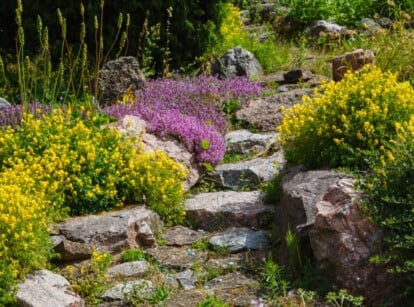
214 151 286 190
146 246 208 271
176 269 196 290
57 206 162 253
107 261 148 278
209 227 269 253
185 191 273 231
16 269 84 307
101 279 153 302
166 290 205 307
225 130 279 155
163 225 205 246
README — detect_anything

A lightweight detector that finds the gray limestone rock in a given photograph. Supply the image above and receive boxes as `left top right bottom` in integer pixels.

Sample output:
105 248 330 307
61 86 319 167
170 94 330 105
58 206 162 253
101 280 153 302
214 151 285 190
225 130 279 155
211 46 263 79
107 261 148 278
185 191 273 231
16 269 84 307
209 227 268 253
176 269 196 290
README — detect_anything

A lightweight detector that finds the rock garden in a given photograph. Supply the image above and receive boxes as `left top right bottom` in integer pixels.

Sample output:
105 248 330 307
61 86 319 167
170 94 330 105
0 1 413 306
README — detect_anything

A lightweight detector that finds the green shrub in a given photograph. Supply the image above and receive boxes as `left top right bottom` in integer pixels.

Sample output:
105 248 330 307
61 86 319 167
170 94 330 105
358 117 414 301
278 65 414 169
0 109 188 224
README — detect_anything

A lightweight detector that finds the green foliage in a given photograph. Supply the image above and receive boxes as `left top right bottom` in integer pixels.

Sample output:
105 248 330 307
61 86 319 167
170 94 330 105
147 283 171 304
278 65 414 169
0 0 228 79
325 289 364 307
259 255 289 299
64 249 113 305
358 118 414 300
285 228 303 276
121 249 146 262
280 0 376 27
197 295 229 307
262 173 283 204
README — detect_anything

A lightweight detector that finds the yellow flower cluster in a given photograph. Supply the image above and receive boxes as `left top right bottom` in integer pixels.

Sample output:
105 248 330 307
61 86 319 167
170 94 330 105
219 3 247 46
278 65 414 168
0 169 52 281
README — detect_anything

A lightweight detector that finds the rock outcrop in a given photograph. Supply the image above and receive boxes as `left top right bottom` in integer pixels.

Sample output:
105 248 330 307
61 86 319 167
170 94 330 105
212 46 263 79
309 178 394 305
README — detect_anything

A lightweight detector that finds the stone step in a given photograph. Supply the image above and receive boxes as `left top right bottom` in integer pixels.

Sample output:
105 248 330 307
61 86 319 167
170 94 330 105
213 151 285 190
184 190 273 231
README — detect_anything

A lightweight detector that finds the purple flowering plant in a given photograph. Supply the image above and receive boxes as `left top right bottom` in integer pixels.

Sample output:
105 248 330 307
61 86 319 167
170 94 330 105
104 75 263 166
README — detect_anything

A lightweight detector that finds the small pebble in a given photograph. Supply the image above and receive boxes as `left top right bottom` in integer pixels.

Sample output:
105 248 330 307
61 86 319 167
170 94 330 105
227 261 234 267
119 214 126 219
197 229 204 233
204 285 209 289
215 277 222 283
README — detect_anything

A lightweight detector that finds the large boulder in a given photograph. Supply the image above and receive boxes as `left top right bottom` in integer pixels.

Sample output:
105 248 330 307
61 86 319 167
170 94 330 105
279 166 350 238
96 56 145 107
332 49 375 82
212 46 263 79
57 206 162 253
16 269 84 307
309 178 395 304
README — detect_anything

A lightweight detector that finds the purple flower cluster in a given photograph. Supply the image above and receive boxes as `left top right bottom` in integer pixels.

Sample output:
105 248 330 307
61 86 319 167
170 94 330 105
103 75 263 166
0 102 52 128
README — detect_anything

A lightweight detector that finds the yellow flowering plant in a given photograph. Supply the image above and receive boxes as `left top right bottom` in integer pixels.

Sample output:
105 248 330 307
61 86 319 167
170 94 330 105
278 65 414 169
0 108 188 223
0 168 53 304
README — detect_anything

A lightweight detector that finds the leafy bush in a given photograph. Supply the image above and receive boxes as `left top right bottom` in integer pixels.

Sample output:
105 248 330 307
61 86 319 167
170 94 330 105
278 65 414 169
0 109 188 224
358 117 414 300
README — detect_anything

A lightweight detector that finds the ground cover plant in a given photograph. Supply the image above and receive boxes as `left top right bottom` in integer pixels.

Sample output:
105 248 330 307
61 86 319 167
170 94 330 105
104 75 263 166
